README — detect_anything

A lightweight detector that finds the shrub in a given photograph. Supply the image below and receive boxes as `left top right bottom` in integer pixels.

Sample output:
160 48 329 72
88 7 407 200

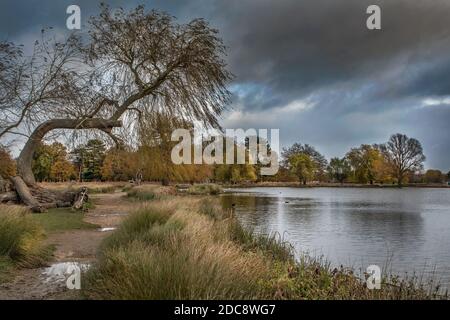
126 185 176 201
187 184 222 195
0 205 53 268
126 189 157 201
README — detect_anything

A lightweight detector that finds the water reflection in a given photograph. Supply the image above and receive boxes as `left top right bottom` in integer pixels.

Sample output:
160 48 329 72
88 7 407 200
221 187 450 287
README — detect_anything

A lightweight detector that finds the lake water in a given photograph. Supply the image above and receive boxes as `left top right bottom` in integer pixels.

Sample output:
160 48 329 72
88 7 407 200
221 187 450 288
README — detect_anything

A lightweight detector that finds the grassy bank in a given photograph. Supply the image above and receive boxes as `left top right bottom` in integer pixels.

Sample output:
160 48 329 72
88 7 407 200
187 184 223 195
31 207 99 232
125 184 176 201
38 181 125 193
83 192 446 300
0 205 54 283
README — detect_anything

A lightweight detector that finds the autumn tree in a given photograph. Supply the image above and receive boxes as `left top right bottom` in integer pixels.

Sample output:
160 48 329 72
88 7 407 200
345 144 384 184
212 137 257 184
138 112 193 185
327 157 351 184
381 134 426 186
0 5 231 211
101 148 137 181
424 169 444 184
32 142 74 182
282 143 327 181
0 146 16 178
289 153 315 185
50 160 76 182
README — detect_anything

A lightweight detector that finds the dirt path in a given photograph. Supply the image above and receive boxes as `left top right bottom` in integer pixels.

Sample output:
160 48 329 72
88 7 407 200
0 190 132 300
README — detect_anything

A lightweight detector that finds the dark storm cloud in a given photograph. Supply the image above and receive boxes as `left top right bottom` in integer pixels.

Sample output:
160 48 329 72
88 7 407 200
207 0 450 109
1 0 450 169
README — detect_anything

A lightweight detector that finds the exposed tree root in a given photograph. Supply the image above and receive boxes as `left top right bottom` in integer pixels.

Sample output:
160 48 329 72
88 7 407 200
11 176 44 213
0 175 88 213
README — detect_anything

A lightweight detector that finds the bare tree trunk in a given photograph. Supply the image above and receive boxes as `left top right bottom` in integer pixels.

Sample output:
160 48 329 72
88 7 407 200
11 176 45 212
72 187 88 210
17 118 122 186
6 118 122 211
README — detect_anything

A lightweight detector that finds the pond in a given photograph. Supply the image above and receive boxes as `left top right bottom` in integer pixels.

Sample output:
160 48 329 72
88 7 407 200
221 187 450 288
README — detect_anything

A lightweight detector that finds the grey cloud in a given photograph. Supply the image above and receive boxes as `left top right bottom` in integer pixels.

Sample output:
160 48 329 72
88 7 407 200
1 0 450 170
209 0 450 108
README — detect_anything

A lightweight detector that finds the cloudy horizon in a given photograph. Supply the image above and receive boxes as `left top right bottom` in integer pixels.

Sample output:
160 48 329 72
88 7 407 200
1 0 450 171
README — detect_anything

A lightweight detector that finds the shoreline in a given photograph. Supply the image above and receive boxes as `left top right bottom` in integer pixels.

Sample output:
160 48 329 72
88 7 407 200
222 182 450 189
1 184 447 299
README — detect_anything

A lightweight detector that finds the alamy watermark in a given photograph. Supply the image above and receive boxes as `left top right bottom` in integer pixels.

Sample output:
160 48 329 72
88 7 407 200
366 5 381 30
66 4 381 31
366 265 381 289
43 262 85 290
66 264 81 290
66 5 81 30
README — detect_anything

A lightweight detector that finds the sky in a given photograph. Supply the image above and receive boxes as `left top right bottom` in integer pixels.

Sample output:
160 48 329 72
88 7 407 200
1 0 450 170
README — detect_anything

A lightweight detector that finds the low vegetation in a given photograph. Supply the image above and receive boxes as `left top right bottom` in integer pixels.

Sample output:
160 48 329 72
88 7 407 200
84 198 267 299
126 184 175 201
84 196 446 300
39 182 123 194
187 184 222 195
30 207 99 232
0 205 53 282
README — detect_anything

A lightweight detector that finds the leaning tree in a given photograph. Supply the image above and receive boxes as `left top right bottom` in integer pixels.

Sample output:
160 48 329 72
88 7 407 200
0 5 232 212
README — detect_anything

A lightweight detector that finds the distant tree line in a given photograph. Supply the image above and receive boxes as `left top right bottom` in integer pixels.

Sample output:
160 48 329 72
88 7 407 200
0 133 448 186
279 133 445 186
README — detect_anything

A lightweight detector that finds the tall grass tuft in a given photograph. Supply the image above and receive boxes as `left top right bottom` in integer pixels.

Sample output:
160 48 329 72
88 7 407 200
126 185 176 201
187 184 222 195
0 205 53 269
84 200 269 299
99 203 180 252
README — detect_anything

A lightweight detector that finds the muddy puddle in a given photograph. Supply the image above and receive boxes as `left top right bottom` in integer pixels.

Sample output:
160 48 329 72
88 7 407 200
98 227 117 232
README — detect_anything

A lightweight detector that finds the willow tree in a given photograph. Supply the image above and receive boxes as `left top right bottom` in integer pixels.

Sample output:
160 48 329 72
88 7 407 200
0 5 232 211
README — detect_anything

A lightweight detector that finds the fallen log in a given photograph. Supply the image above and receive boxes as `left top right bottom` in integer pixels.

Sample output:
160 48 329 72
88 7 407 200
0 191 18 203
11 176 46 213
72 187 88 210
2 176 90 213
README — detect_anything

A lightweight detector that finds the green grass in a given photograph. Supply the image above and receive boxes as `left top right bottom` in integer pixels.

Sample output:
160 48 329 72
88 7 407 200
31 208 99 232
126 189 157 201
98 203 181 253
0 204 99 285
